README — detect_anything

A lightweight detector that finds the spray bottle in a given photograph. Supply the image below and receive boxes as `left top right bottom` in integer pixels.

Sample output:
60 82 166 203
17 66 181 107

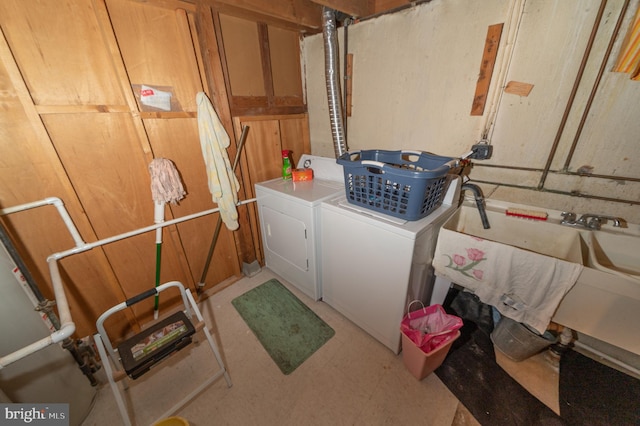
282 150 292 180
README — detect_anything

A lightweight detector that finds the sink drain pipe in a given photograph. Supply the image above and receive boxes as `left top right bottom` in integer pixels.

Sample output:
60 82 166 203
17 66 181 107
322 7 348 158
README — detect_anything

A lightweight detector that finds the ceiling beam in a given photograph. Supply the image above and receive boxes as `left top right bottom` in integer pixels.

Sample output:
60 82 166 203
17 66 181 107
199 0 324 31
372 0 414 15
310 0 374 18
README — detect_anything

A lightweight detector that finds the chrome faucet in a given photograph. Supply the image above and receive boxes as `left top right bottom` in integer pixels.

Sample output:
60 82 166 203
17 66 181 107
561 212 624 230
461 183 490 229
577 214 623 229
560 212 577 225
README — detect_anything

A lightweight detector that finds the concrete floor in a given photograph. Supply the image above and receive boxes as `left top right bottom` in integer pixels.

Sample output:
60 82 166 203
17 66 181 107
81 269 558 426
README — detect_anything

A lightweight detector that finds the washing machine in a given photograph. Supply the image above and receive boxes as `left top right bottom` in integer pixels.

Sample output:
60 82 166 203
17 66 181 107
255 155 344 301
320 177 461 354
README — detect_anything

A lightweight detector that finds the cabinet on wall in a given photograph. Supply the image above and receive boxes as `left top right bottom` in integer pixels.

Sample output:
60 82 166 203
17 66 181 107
0 0 310 341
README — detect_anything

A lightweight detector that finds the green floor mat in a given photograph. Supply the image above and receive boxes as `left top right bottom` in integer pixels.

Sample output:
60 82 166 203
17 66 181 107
231 279 335 375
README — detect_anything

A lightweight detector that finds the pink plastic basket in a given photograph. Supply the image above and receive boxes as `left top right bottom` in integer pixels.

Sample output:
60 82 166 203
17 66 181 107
401 330 460 380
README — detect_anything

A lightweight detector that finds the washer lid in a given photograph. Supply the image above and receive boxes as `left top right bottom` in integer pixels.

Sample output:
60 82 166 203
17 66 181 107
322 195 457 238
256 178 343 205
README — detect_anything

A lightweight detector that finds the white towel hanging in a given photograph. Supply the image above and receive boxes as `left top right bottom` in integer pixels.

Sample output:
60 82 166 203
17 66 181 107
196 92 240 231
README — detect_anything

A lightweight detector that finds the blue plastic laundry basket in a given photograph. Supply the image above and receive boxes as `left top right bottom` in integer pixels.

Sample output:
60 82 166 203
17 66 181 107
337 150 459 221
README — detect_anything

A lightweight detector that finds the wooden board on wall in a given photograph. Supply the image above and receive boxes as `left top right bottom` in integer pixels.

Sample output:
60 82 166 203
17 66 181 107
219 13 266 97
235 117 281 268
106 0 204 113
216 9 306 116
1 0 312 339
107 0 243 289
0 0 124 107
268 26 304 98
471 23 504 116
236 114 311 187
279 114 312 167
42 113 193 325
241 119 284 188
0 0 246 339
0 23 132 337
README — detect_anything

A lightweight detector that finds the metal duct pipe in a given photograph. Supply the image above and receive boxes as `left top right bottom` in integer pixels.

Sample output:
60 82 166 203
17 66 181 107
343 17 350 141
322 7 348 158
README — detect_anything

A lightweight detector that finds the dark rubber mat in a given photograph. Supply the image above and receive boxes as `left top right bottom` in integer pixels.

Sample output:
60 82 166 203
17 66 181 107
436 290 565 425
437 289 640 426
559 348 640 425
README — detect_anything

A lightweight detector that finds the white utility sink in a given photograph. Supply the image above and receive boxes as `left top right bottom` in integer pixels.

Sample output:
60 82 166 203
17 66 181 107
438 200 640 357
582 230 640 279
436 202 584 334
443 203 584 263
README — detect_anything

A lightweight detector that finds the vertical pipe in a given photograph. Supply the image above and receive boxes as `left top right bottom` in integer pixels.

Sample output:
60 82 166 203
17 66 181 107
538 0 608 189
322 7 348 158
0 222 48 306
563 0 631 171
481 0 526 141
343 18 350 142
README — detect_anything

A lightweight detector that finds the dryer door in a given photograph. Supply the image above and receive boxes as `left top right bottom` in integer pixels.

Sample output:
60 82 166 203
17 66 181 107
262 206 308 271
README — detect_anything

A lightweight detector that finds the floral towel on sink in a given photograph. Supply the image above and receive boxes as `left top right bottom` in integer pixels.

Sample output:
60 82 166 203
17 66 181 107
432 228 583 334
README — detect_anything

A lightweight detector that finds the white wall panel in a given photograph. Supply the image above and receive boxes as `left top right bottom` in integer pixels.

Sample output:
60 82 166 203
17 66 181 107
302 0 640 223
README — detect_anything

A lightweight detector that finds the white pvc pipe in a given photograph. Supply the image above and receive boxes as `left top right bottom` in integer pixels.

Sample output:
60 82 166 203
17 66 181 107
47 198 256 262
0 258 76 368
46 260 73 332
47 197 85 247
0 198 53 214
1 336 61 368
480 0 526 140
0 197 256 368
0 197 85 248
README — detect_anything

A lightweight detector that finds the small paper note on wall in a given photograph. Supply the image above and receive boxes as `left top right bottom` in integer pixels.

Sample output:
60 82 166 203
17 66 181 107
504 81 534 97
131 84 182 112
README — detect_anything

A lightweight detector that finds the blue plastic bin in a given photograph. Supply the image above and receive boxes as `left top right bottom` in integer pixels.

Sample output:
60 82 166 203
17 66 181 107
337 150 458 221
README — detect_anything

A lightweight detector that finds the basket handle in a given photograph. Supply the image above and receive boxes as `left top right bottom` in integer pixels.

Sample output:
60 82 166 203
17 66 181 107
407 300 427 317
364 158 459 171
442 159 460 169
361 160 386 169
404 150 462 171
400 150 423 156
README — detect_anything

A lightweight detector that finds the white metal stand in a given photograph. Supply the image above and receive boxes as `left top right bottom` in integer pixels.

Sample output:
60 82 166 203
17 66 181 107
94 281 232 426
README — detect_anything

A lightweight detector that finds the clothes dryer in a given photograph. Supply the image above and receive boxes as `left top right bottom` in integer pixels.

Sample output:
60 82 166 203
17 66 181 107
255 155 344 300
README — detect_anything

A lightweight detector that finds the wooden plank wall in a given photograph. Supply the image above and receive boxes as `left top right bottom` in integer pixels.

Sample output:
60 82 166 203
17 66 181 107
0 0 310 337
0 0 312 341
0 0 243 340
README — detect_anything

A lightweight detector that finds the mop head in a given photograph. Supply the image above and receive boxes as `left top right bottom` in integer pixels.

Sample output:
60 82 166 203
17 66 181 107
149 158 186 204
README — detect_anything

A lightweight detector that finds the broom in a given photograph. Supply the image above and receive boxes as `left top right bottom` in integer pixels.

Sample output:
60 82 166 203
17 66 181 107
148 158 185 319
